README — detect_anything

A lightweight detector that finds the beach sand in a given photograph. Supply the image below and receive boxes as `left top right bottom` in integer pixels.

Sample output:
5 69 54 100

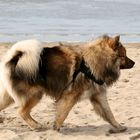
0 42 139 140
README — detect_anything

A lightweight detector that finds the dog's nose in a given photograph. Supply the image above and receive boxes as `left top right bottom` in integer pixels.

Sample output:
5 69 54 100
120 57 135 69
129 59 135 68
132 61 135 66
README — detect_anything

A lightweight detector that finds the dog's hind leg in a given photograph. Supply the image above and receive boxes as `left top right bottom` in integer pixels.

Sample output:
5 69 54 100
54 91 79 131
18 93 43 130
0 84 14 111
90 92 127 133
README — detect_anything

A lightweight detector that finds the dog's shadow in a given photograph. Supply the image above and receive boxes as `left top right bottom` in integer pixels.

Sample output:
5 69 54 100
61 124 140 136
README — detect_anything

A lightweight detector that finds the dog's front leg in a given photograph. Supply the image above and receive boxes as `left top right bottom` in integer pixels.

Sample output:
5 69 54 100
90 92 127 133
54 91 79 131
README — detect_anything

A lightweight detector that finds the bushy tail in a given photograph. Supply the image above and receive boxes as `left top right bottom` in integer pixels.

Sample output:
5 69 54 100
3 39 43 81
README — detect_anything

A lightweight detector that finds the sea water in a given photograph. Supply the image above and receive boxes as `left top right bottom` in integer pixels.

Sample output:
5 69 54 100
0 0 140 42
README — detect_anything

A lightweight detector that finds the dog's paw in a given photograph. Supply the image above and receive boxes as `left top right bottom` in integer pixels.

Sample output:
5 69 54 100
29 123 43 131
53 123 60 132
109 125 127 133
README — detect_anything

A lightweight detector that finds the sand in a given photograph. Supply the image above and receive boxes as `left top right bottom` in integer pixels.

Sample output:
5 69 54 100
0 42 139 140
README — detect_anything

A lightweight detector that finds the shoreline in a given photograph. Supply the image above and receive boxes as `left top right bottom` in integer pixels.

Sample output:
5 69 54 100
0 42 140 48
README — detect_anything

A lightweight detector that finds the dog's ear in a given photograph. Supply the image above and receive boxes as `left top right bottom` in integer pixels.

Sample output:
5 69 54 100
108 35 120 50
114 35 120 46
114 35 120 42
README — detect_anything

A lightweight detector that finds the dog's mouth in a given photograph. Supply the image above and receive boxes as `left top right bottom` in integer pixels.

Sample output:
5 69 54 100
120 57 135 69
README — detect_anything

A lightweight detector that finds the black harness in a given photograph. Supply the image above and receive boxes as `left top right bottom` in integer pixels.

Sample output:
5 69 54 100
73 59 104 85
56 58 104 102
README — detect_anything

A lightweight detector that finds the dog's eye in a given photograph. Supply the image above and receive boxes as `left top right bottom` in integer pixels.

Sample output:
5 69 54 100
117 54 125 58
119 56 125 60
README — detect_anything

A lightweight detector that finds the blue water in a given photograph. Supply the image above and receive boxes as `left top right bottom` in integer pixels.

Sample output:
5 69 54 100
0 0 140 42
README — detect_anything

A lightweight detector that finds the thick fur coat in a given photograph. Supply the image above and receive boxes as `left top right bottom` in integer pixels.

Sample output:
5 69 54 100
0 35 135 133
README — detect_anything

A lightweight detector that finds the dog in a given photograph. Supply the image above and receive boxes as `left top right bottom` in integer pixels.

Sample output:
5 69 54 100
0 35 135 133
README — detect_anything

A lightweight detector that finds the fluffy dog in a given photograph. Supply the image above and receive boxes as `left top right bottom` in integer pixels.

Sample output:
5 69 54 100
0 35 135 133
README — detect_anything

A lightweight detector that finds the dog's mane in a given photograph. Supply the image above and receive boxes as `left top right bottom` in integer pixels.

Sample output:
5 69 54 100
82 35 120 86
85 35 110 48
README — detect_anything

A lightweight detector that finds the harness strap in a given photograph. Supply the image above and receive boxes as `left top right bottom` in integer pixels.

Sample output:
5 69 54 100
79 59 104 85
56 58 104 102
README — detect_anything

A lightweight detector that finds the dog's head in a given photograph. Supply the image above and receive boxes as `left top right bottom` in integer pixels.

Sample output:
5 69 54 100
82 35 135 86
107 35 135 69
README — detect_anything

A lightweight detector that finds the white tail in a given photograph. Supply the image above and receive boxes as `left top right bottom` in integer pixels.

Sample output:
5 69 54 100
3 39 43 80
